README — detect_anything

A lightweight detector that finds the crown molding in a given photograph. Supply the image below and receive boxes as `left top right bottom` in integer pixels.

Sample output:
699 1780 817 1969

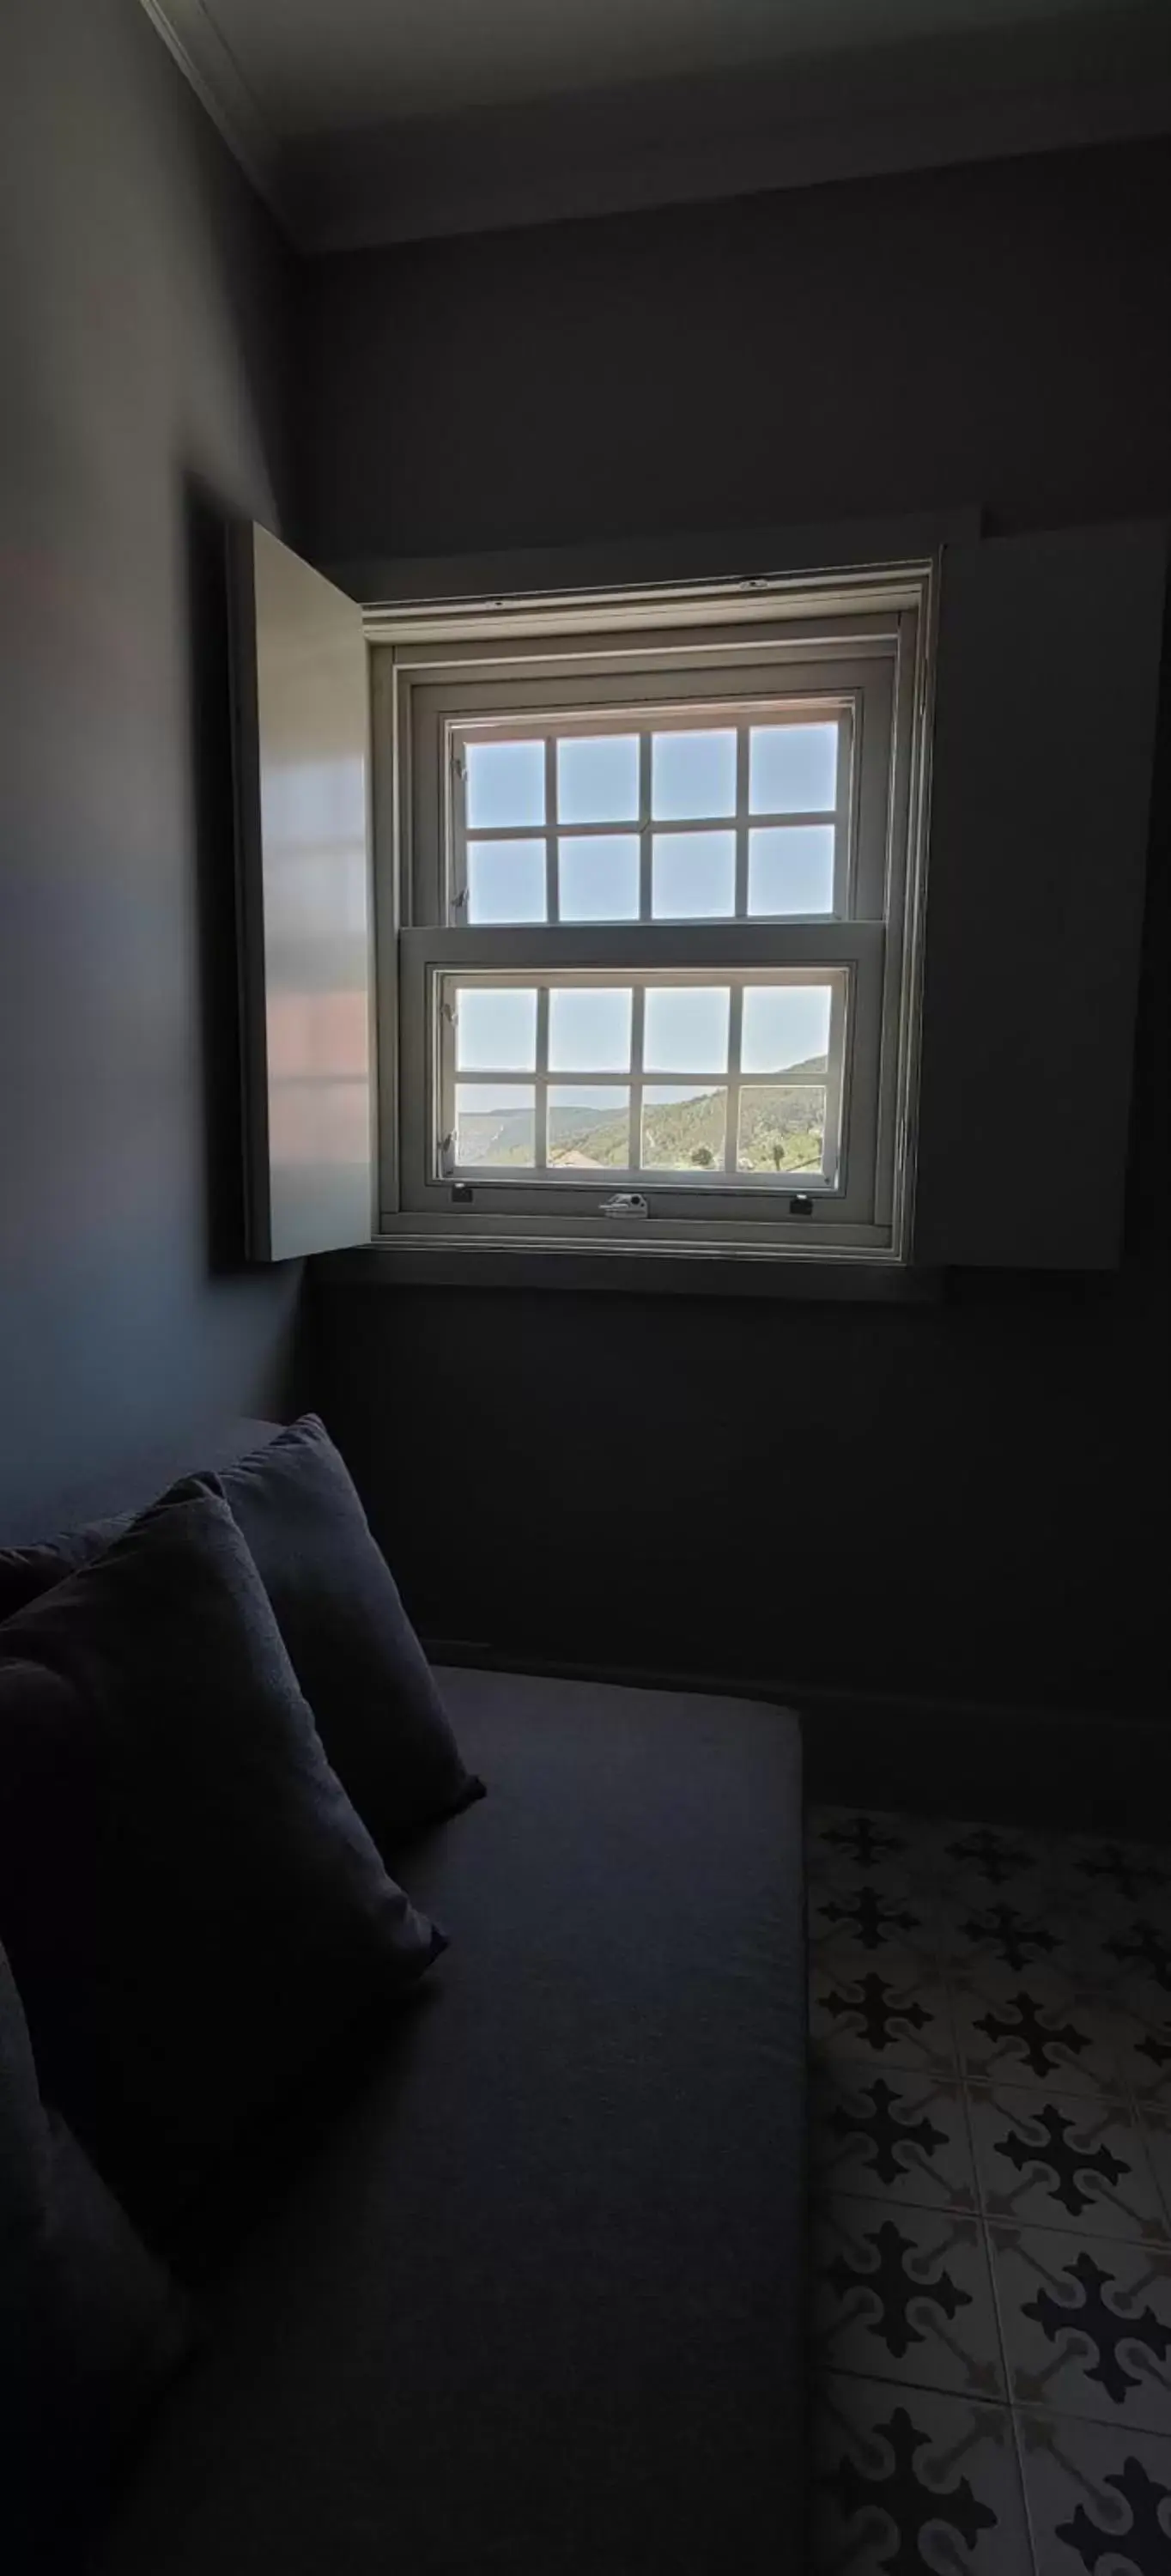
137 0 288 220
139 0 1171 254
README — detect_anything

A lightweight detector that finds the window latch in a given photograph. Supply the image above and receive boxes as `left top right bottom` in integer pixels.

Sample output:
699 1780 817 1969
599 1192 649 1218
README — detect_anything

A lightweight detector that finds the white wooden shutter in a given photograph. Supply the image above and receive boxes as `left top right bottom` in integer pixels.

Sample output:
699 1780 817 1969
914 521 1166 1268
230 525 375 1261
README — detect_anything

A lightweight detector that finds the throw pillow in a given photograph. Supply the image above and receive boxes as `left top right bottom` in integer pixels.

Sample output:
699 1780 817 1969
1 1942 191 2572
0 1511 127 1623
0 1488 444 2246
195 1415 484 1851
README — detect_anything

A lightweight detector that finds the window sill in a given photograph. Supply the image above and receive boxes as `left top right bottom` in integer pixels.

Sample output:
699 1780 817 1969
311 1238 941 1302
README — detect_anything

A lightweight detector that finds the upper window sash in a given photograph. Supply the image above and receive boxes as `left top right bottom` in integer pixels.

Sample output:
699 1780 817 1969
399 641 899 929
446 696 855 929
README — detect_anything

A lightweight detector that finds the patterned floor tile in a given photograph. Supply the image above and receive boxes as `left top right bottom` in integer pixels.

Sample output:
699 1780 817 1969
814 2372 1031 2573
990 2221 1171 2432
940 1894 1083 1990
810 1958 957 2078
1139 2110 1171 2241
1016 2408 1171 2573
1114 2008 1171 2114
929 1820 1062 1910
808 1874 938 1974
808 1807 931 1887
968 2083 1169 2243
1098 1917 1171 2029
813 2194 1005 2399
953 1979 1125 2097
1065 1833 1171 1919
811 2068 978 2214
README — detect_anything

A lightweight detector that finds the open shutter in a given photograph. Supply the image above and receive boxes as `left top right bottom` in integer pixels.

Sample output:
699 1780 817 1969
914 521 1166 1268
230 525 374 1261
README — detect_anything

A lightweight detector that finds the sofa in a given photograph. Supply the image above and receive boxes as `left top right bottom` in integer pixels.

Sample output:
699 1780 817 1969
1 1420 806 2575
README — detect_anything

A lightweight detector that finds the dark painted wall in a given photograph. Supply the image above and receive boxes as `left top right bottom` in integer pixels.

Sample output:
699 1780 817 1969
0 0 302 1534
304 142 1171 566
303 140 1170 1724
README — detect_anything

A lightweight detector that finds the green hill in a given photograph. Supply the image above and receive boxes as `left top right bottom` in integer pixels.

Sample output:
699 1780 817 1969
459 1057 828 1176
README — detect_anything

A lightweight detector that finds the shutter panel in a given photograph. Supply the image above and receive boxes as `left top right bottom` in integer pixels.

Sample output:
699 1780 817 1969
230 525 375 1261
914 521 1166 1268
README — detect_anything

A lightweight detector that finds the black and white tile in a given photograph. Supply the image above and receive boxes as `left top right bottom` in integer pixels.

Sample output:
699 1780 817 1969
815 2374 1032 2573
807 1803 1171 2573
810 1956 957 2078
813 2194 1004 2399
968 2085 1168 2244
812 2068 978 2214
991 2223 1171 2431
1016 2409 1171 2573
953 1979 1123 2097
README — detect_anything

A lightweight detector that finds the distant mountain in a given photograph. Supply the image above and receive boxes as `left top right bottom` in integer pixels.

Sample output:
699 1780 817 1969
458 1056 828 1176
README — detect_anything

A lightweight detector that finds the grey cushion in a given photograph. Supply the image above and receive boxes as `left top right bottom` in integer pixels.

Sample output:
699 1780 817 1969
0 1512 129 1623
0 1490 445 2250
197 1417 483 1852
96 1672 805 2576
1 1945 191 2576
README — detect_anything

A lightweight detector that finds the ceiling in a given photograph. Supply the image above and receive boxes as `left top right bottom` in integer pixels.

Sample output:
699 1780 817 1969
143 0 1171 246
157 0 1135 133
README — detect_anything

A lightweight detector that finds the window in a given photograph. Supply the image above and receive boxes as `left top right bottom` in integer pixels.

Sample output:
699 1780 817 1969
376 573 933 1263
234 519 1167 1277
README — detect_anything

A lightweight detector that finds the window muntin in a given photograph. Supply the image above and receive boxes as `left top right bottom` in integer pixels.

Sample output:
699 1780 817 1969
383 584 929 1261
439 968 845 1189
455 702 852 927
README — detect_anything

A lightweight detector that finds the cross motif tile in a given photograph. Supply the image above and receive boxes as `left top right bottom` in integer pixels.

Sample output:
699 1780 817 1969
968 2083 1168 2244
990 2221 1171 2432
952 1980 1124 2098
811 2069 978 2215
815 2373 1031 2573
1017 2408 1171 2573
806 1801 1171 2570
813 2194 1004 2400
810 1959 956 2079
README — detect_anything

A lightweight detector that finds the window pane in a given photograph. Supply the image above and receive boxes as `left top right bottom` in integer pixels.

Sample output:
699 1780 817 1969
557 735 639 823
549 1086 631 1170
465 738 545 829
748 825 835 916
749 722 838 815
737 1087 826 1175
741 983 832 1075
652 728 736 820
641 1087 727 1171
652 830 735 919
548 986 633 1072
644 985 730 1074
466 838 547 924
559 835 640 921
455 1085 535 1167
455 986 537 1072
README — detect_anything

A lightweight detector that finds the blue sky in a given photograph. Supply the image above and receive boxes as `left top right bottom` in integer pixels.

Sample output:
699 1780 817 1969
456 980 832 1097
465 724 838 926
458 724 837 1109
465 723 838 832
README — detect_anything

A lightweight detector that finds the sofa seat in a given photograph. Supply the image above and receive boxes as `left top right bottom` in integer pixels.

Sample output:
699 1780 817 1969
96 1668 806 2576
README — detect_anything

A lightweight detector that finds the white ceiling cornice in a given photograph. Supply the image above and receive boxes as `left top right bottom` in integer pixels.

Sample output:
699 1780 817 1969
138 0 288 218
139 0 1171 253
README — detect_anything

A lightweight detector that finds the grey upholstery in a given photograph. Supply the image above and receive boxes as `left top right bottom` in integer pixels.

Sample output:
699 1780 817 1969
96 1668 806 2576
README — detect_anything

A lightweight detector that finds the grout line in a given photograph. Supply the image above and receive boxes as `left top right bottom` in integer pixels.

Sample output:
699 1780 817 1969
1006 2400 1043 2576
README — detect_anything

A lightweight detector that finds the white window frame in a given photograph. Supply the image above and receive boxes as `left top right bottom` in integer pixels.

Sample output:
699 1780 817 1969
370 566 935 1267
